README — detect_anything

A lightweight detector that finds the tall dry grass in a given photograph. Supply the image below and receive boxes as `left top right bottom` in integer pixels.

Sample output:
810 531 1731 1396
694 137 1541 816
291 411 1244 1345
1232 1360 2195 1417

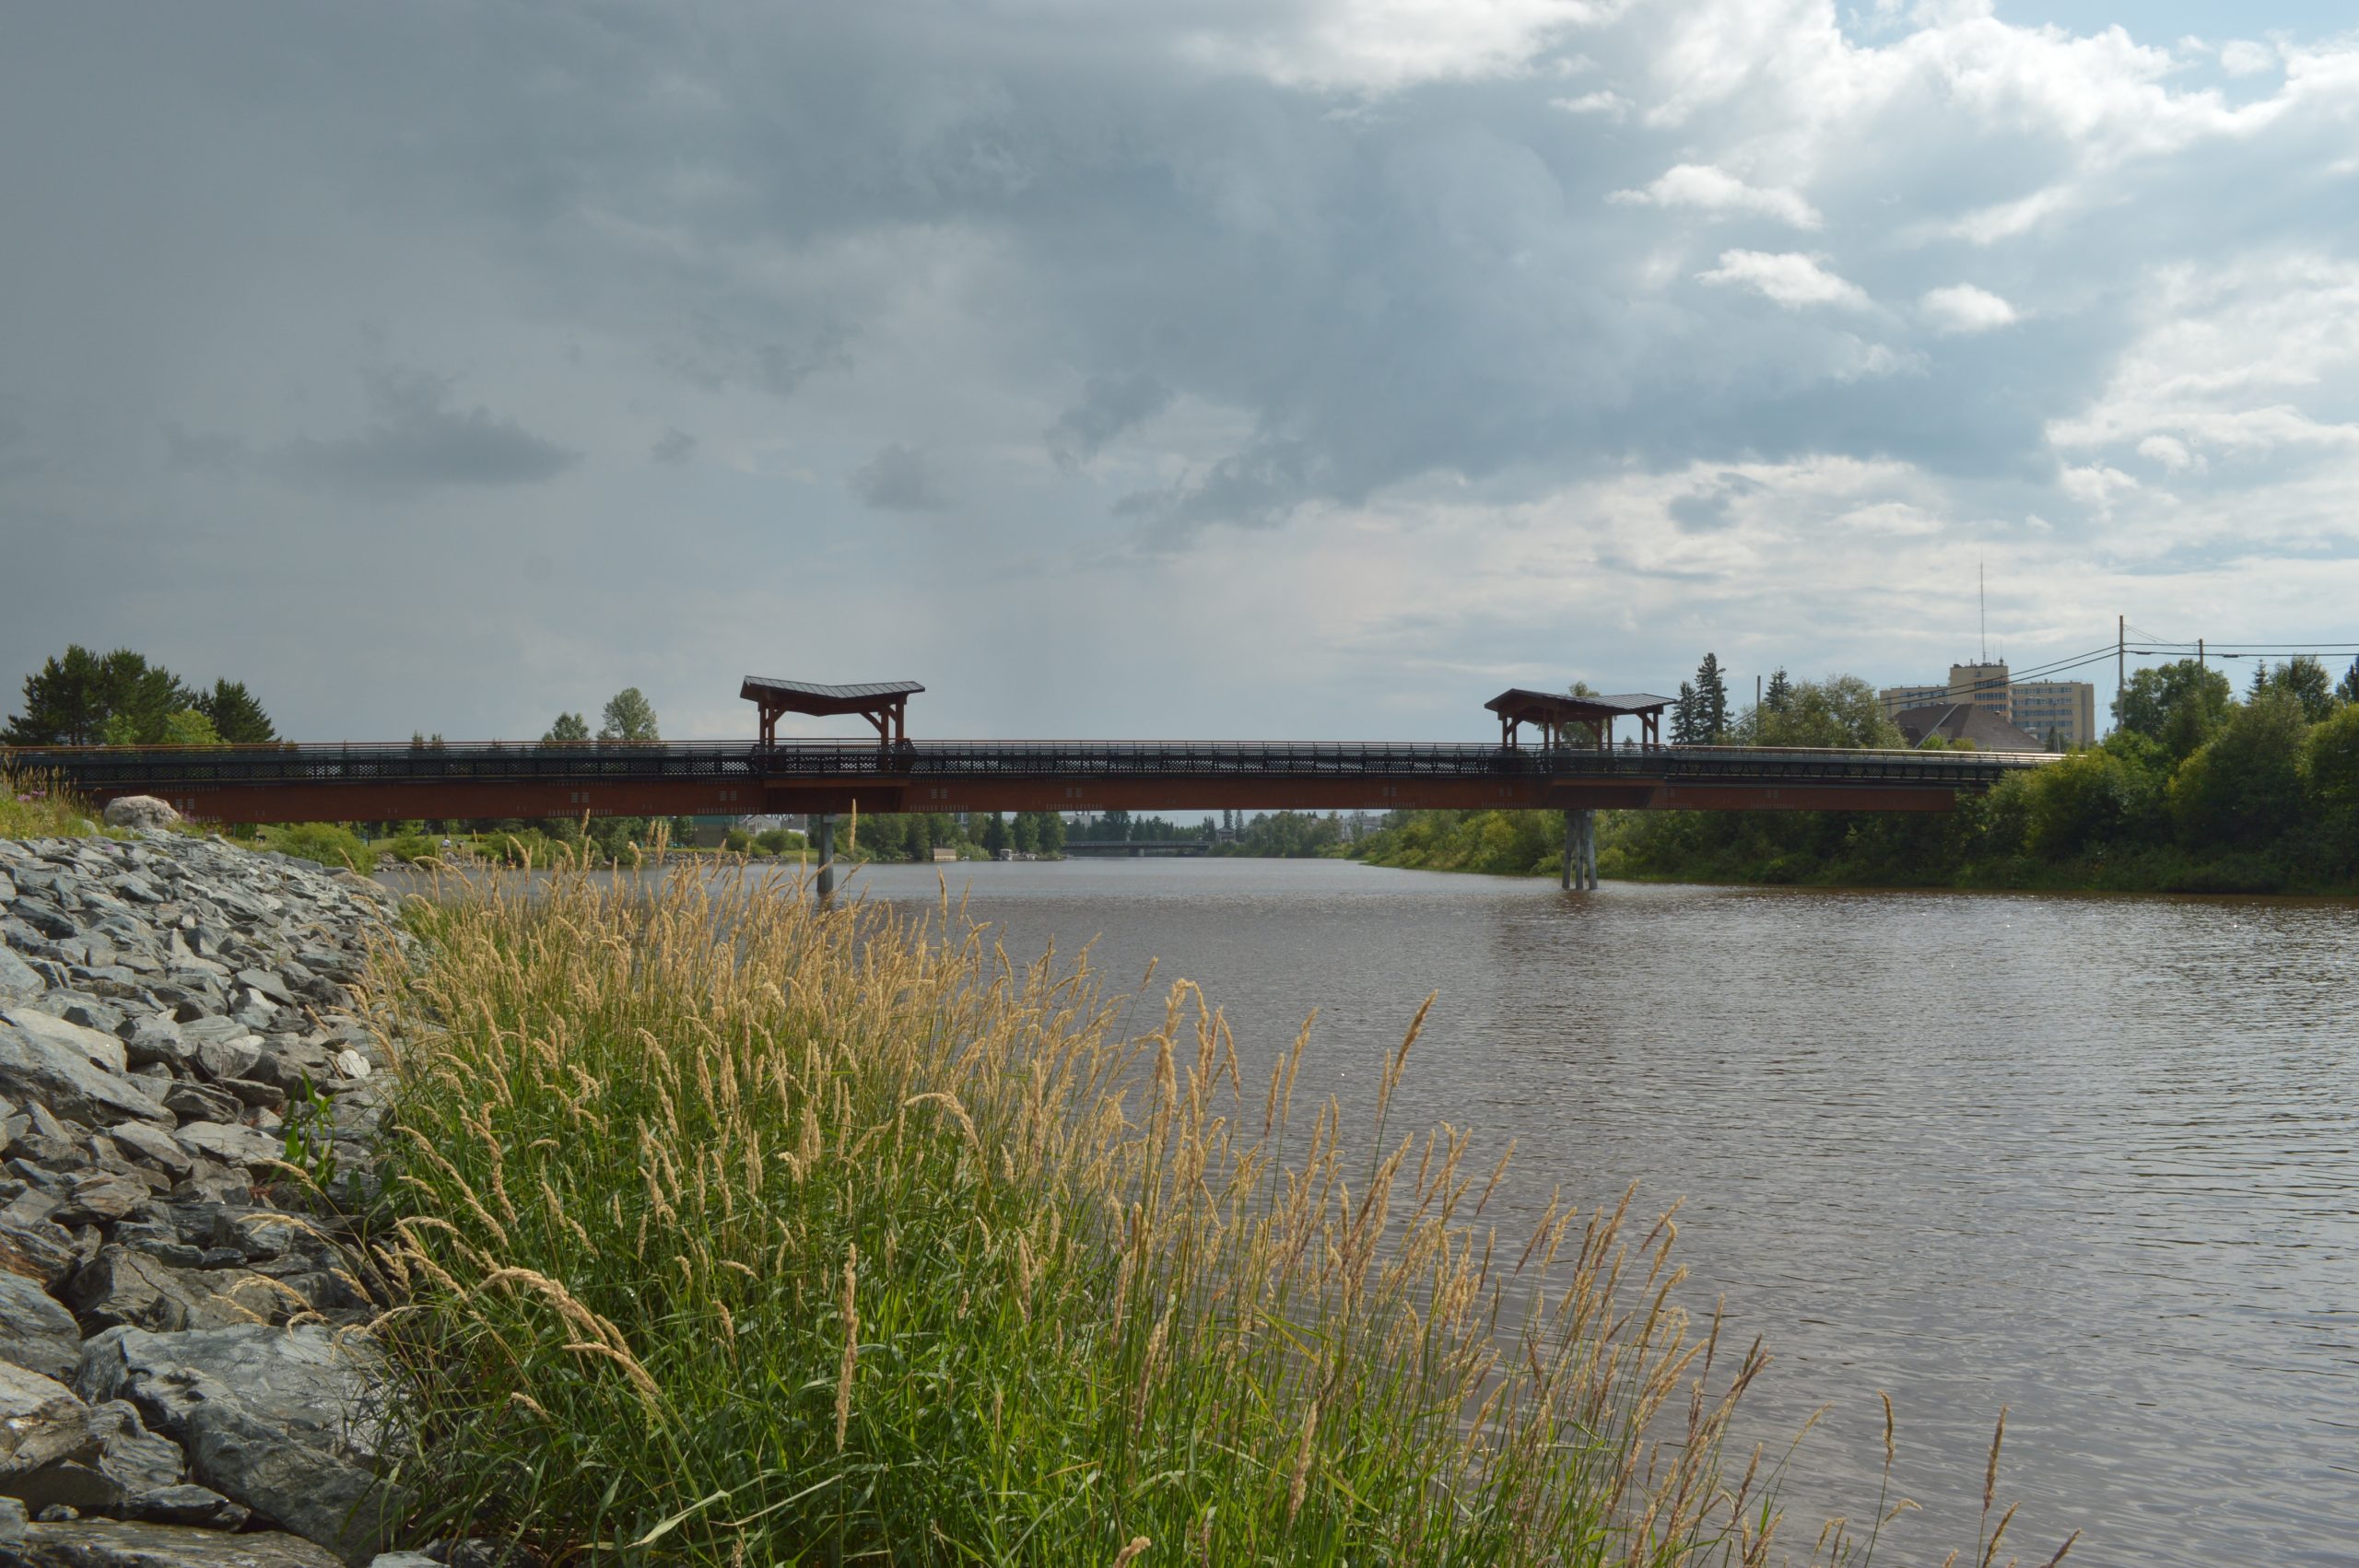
360 860 2066 1566
0 757 103 839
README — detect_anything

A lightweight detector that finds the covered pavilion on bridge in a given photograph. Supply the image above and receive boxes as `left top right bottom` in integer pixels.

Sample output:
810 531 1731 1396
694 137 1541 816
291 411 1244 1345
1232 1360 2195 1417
741 676 924 746
1485 688 1672 750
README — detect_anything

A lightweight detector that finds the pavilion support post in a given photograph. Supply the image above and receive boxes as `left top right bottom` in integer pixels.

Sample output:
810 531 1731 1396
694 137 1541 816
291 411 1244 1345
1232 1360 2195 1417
1561 811 1575 890
814 813 837 902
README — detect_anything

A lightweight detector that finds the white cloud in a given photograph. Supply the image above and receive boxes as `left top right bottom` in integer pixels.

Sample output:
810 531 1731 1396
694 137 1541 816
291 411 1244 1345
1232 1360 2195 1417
1920 284 2019 333
2138 435 2200 473
1186 0 1616 91
2220 40 2277 77
2060 462 2140 516
1551 88 1629 117
1609 163 1822 228
1697 250 1868 309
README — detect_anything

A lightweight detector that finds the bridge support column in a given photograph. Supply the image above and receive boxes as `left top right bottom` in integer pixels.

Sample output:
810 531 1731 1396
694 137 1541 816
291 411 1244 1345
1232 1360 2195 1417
1562 809 1599 892
814 813 837 902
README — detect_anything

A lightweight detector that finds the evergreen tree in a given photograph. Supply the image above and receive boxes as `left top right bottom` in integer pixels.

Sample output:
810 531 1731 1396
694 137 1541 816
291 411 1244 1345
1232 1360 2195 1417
1764 668 1793 712
543 711 591 743
6 646 193 745
1012 813 1039 854
2339 659 2359 707
980 813 1008 855
194 679 275 743
598 688 660 743
1037 812 1065 856
1672 681 1697 744
1694 653 1731 742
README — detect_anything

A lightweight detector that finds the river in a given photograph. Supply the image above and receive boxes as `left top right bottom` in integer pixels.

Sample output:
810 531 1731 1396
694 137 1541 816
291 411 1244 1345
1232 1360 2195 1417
816 855 2357 1567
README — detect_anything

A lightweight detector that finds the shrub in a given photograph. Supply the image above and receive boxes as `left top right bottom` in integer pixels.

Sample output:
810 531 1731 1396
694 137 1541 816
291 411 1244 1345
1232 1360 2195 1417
264 822 375 872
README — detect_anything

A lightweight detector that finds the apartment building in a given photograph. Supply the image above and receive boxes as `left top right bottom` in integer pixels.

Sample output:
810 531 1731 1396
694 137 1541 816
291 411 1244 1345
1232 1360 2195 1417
2009 681 2096 747
1878 661 2095 747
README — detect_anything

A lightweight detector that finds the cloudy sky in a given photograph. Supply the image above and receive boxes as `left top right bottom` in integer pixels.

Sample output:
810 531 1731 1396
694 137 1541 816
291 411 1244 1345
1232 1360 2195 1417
4 0 2355 742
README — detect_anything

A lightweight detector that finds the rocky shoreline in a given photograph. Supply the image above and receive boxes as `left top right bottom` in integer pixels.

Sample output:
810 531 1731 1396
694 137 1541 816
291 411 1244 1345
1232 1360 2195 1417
0 818 435 1567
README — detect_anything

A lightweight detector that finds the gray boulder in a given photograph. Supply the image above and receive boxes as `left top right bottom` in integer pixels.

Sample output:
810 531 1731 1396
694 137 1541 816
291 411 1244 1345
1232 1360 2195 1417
1 1517 342 1564
0 950 42 1003
87 1402 183 1497
70 1326 388 1467
63 1250 290 1336
166 1127 277 1175
94 1128 189 1185
100 799 182 833
181 1404 404 1566
0 1011 126 1077
0 1220 78 1290
0 1015 170 1129
0 1362 102 1476
120 1022 185 1073
123 1485 245 1531
0 1271 85 1380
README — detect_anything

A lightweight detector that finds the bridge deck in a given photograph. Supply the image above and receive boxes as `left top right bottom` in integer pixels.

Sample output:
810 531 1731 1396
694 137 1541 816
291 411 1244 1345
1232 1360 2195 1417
10 739 2050 825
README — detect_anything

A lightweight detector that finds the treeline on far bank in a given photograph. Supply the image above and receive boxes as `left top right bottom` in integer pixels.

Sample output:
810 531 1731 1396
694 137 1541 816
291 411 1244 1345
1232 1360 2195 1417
1351 661 2359 895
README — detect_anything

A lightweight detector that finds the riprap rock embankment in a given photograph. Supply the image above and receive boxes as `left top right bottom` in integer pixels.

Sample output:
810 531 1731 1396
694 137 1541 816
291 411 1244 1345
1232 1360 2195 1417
0 826 415 1567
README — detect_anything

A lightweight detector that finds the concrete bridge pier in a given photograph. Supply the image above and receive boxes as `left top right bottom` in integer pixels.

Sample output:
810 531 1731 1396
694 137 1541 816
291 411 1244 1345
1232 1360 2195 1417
813 813 837 901
1562 809 1599 892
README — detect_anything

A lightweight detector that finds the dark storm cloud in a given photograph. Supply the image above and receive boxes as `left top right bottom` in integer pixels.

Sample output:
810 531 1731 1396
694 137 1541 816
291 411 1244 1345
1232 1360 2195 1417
282 369 577 494
1046 373 1176 469
852 444 947 512
4 2 2357 741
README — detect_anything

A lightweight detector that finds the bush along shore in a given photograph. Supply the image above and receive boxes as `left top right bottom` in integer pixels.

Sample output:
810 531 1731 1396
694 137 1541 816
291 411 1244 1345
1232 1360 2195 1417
2 802 2070 1565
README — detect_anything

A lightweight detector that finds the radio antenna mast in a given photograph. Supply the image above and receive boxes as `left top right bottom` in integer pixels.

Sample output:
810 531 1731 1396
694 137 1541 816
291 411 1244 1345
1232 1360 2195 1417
1979 558 1988 662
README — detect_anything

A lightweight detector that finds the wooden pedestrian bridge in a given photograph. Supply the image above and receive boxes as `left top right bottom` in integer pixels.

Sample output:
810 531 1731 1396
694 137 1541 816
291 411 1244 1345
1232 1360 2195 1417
11 678 2052 890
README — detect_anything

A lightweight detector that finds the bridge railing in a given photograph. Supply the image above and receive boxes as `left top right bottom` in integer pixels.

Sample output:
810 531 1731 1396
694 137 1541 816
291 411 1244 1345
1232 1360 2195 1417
7 737 2052 791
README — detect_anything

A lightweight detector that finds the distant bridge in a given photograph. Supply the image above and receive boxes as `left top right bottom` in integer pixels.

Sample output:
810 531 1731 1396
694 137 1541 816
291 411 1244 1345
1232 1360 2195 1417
1062 837 1215 858
15 737 2047 826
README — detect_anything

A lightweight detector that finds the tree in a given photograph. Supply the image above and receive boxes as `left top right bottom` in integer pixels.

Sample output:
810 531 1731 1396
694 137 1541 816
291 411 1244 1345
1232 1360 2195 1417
2340 659 2359 708
1693 653 1731 742
543 711 591 743
1036 812 1065 856
1012 812 1040 854
194 680 275 744
1749 675 1903 749
159 708 223 746
6 646 192 745
2250 656 2337 723
1764 668 1793 713
598 688 660 743
1672 681 1698 744
2170 693 2308 846
980 813 1008 855
2304 704 2359 812
2114 660 2232 762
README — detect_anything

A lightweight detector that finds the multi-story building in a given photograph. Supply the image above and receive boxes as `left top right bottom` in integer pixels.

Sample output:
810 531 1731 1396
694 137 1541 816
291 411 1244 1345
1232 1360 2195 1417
2009 681 2096 747
1878 662 2096 747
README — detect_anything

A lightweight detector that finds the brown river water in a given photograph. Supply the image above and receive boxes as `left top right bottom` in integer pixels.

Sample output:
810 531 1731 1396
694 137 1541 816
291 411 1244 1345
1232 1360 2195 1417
405 855 2359 1565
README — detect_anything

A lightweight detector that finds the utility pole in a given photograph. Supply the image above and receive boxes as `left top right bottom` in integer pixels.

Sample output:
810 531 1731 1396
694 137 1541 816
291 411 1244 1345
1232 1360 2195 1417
2118 614 2125 732
2199 637 2205 668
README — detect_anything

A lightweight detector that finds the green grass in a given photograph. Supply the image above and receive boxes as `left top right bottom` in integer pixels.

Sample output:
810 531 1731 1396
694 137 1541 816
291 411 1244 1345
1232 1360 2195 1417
361 864 1804 1566
358 860 2073 1566
0 759 111 840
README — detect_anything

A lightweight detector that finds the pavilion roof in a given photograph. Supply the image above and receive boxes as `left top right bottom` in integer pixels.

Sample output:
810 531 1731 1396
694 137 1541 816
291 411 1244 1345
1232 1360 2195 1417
1484 687 1673 724
739 677 925 718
